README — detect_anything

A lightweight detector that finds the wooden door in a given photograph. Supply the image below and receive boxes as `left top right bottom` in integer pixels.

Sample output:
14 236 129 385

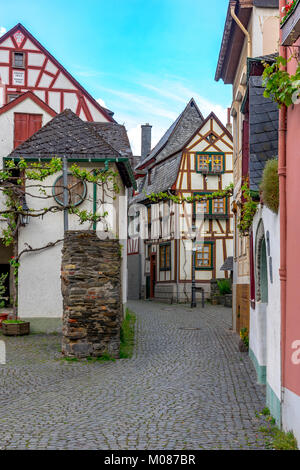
150 253 156 298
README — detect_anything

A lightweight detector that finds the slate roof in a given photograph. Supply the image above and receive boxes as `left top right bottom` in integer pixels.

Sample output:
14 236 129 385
132 153 182 203
7 109 135 187
135 98 204 170
249 75 278 191
8 109 121 160
221 257 233 271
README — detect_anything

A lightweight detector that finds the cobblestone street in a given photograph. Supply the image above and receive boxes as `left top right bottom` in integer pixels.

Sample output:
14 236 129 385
0 301 268 450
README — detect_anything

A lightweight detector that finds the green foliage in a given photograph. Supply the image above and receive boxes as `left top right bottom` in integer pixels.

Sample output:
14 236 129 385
146 183 234 204
0 272 8 308
238 182 258 236
2 319 26 324
263 55 300 108
259 410 298 450
281 1 298 25
119 309 136 359
217 279 232 295
260 158 279 213
240 327 249 348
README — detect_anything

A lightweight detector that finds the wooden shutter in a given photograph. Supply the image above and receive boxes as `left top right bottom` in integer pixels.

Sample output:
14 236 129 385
14 113 42 149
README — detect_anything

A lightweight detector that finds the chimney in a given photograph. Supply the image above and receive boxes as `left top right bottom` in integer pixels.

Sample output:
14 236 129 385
141 124 152 161
226 108 232 135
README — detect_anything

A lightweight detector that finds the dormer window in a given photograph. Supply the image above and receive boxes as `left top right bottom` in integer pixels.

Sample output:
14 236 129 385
13 52 25 68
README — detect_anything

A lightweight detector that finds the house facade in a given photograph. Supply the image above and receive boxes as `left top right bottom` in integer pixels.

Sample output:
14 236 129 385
128 100 233 302
0 24 134 317
215 0 279 335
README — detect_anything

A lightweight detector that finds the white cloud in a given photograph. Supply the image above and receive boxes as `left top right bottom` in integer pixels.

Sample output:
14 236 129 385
97 97 107 108
0 27 6 37
96 74 229 157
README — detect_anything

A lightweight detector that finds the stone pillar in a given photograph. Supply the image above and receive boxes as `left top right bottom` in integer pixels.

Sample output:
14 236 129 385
61 231 122 358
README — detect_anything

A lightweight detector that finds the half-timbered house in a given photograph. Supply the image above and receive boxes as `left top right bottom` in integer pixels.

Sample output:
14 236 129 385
128 100 234 302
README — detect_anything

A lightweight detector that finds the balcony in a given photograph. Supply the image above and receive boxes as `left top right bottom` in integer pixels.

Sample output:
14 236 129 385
281 0 300 46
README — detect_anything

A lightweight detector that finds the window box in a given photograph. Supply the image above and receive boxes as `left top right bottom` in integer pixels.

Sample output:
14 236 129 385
281 0 300 46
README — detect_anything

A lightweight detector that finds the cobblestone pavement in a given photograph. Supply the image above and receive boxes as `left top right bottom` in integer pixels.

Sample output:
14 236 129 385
0 301 268 450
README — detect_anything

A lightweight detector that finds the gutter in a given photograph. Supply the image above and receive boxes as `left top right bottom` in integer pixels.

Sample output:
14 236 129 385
230 4 252 58
278 0 287 423
4 156 137 190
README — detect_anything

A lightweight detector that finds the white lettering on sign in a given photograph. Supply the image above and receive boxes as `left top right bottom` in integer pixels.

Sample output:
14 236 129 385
13 70 25 86
291 340 300 365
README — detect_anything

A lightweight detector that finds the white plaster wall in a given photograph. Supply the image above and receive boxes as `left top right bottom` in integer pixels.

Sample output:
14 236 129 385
250 205 281 400
282 388 300 445
18 163 127 318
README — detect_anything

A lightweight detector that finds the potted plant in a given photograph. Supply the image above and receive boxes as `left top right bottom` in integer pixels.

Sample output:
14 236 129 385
2 319 30 336
216 279 232 305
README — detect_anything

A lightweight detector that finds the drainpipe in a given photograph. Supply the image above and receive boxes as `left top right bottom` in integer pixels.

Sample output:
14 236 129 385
230 4 252 58
278 0 287 419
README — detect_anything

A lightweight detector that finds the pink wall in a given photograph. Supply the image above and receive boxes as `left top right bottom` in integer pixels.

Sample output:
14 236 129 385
284 42 300 395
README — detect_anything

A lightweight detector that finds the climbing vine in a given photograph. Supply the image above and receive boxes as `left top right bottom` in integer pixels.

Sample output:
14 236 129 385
145 183 234 204
237 182 258 237
0 157 120 318
262 55 300 108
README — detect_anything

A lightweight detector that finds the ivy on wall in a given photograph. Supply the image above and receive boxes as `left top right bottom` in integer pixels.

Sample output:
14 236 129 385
263 56 300 108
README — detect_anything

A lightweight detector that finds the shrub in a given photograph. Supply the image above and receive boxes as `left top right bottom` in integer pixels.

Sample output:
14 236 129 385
217 279 232 295
260 158 279 213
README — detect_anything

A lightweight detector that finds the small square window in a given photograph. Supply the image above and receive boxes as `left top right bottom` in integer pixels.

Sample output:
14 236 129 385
13 52 25 68
7 94 20 103
195 244 213 269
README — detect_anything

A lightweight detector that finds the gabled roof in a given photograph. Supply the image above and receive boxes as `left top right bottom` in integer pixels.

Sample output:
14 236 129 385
0 23 114 123
6 109 135 187
89 122 132 159
0 91 56 117
135 98 204 170
215 1 279 84
131 109 229 204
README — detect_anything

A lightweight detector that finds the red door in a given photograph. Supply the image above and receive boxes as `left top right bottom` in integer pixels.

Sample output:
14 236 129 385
14 113 42 149
150 253 156 298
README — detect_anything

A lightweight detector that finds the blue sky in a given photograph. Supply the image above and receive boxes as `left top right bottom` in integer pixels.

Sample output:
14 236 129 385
1 0 231 154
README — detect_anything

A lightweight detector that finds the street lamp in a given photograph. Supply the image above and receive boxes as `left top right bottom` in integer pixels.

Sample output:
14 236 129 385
20 198 29 226
191 227 197 308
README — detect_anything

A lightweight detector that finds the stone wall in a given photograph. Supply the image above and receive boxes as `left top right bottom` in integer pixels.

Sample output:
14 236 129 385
61 231 122 358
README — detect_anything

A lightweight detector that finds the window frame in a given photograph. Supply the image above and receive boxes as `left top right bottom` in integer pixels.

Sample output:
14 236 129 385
193 192 228 218
195 152 225 174
12 52 25 69
159 242 171 271
52 173 87 207
195 242 214 270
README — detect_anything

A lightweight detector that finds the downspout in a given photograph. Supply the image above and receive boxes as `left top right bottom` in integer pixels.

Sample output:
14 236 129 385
230 5 252 58
278 0 287 418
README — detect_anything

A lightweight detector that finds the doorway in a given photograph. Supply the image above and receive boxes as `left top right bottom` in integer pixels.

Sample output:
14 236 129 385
150 253 156 299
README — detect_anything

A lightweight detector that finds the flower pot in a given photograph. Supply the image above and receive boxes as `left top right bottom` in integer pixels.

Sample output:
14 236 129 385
217 295 226 305
0 314 8 328
2 321 30 336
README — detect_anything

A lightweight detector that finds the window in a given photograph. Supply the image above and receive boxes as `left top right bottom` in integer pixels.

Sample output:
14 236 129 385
53 174 87 207
14 113 42 149
13 52 25 68
7 94 20 103
212 198 226 214
159 243 171 271
196 153 225 173
194 194 227 217
195 243 213 269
